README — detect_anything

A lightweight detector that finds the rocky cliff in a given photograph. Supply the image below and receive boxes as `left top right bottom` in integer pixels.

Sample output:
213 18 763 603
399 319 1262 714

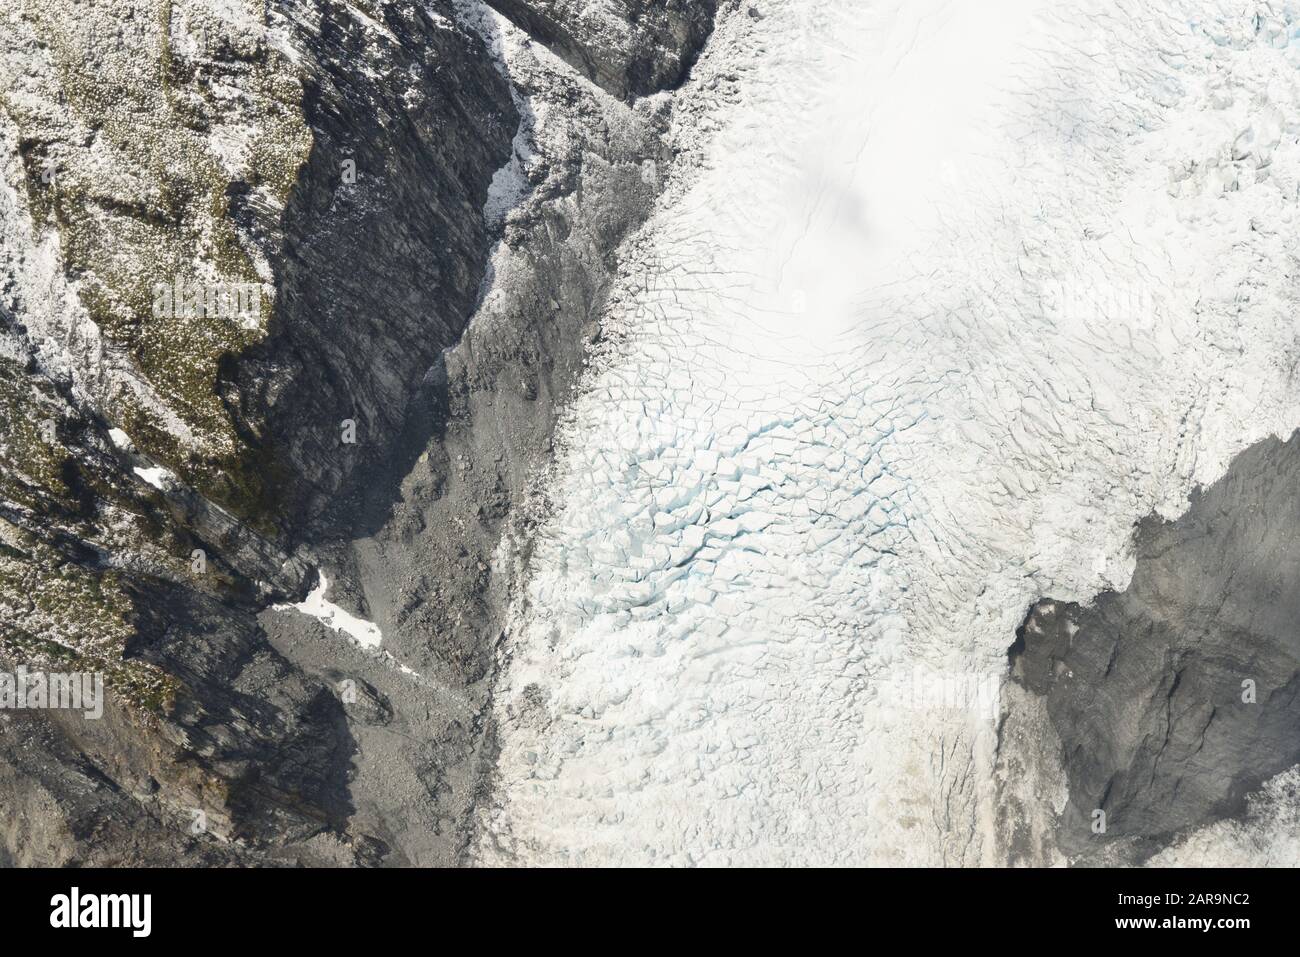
1008 432 1300 863
0 0 717 865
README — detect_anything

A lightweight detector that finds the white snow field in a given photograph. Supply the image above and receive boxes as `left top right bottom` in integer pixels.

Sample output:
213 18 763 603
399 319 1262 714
477 0 1300 865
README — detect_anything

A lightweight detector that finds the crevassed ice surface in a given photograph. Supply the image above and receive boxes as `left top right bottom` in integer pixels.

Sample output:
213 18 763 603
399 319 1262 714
477 0 1300 865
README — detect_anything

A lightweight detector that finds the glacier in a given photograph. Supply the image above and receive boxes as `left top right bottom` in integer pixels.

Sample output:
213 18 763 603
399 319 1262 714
476 0 1300 865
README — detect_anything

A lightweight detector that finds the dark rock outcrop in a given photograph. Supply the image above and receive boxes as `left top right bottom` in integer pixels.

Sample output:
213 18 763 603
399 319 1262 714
227 0 518 533
484 0 718 98
1011 432 1300 859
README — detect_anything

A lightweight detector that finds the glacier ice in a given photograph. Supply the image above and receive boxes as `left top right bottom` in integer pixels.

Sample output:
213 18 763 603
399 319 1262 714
477 0 1300 865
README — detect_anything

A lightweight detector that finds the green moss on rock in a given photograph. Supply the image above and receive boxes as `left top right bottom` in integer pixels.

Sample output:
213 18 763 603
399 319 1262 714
0 523 177 716
1 0 312 526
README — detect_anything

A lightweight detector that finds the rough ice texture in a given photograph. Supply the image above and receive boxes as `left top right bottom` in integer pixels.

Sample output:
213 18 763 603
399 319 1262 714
478 0 1300 865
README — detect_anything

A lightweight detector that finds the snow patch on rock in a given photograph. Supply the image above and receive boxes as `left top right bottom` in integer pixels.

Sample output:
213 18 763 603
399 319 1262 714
132 465 174 491
274 571 384 651
457 2 540 231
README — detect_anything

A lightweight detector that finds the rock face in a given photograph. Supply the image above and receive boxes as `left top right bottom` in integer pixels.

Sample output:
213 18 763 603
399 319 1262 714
483 0 717 98
1010 432 1300 860
0 0 717 865
229 0 518 531
304 7 683 860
